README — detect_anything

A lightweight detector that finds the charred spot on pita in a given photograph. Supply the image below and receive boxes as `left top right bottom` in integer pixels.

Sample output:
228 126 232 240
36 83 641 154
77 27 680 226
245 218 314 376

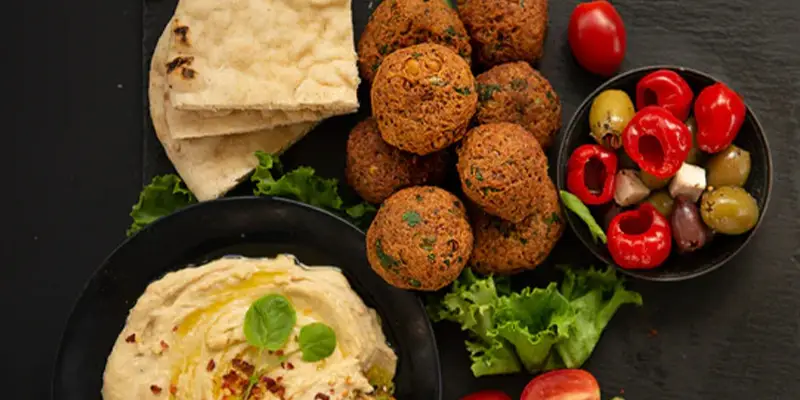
181 68 197 80
165 56 194 74
173 25 190 46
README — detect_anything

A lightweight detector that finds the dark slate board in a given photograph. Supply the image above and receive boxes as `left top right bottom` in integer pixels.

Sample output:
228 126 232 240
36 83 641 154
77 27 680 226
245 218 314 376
139 0 800 399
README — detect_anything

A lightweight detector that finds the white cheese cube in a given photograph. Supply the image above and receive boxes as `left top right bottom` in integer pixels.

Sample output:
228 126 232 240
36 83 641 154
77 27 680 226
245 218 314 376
614 169 651 206
669 163 707 202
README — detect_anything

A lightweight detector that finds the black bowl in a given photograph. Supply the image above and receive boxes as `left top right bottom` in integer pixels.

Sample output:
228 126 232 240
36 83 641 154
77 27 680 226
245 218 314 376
52 196 441 399
556 65 773 281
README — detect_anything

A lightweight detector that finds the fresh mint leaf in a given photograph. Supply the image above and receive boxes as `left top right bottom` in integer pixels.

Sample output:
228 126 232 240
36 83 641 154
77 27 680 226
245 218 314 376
127 174 196 236
243 294 297 351
559 190 607 244
298 322 337 362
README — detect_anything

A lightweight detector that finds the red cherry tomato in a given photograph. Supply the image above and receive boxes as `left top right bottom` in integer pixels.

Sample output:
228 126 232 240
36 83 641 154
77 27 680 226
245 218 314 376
568 0 627 77
460 390 512 400
521 369 601 400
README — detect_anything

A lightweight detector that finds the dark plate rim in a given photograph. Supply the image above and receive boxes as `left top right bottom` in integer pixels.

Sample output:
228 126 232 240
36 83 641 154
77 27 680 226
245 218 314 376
555 64 774 282
50 195 442 399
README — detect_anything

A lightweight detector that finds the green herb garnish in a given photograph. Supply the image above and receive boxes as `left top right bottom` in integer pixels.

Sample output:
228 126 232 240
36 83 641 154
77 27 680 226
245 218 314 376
477 83 501 102
376 239 399 269
244 294 297 351
455 86 472 95
403 210 422 227
510 78 528 91
298 323 337 362
559 190 607 244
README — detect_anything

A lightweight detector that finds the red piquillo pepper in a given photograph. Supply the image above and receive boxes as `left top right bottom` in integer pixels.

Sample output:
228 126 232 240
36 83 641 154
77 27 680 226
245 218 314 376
622 106 691 179
694 82 746 153
636 69 693 121
566 144 618 205
607 202 672 269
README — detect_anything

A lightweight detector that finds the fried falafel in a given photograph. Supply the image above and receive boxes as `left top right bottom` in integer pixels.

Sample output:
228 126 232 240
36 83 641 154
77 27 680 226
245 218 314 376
469 180 564 275
475 62 562 149
371 44 478 156
457 122 549 223
366 186 473 291
459 0 548 68
358 0 472 83
346 118 449 204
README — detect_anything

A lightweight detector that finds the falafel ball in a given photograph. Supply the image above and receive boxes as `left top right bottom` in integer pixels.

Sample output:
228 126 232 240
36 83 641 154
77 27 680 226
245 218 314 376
457 122 549 223
371 44 478 156
469 180 564 275
475 62 562 149
366 186 474 290
458 0 548 67
346 118 449 204
358 0 472 83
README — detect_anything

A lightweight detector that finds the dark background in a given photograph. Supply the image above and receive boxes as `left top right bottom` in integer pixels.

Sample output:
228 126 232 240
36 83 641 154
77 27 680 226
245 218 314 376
7 0 800 398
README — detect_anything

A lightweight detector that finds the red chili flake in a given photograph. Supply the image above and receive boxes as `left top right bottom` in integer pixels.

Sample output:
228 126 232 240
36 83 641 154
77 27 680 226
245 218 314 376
276 376 283 383
275 387 286 397
150 385 162 394
232 358 255 376
206 359 216 372
169 385 177 395
160 340 169 350
286 362 295 370
620 388 626 394
648 329 659 337
125 334 136 343
262 377 277 389
315 393 331 400
172 325 178 332
329 389 335 394
275 349 285 356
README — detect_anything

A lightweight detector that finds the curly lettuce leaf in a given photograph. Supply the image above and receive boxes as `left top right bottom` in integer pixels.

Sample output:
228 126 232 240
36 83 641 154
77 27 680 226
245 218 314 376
430 266 642 378
427 269 522 376
554 266 643 368
252 151 375 228
127 175 196 236
493 283 574 373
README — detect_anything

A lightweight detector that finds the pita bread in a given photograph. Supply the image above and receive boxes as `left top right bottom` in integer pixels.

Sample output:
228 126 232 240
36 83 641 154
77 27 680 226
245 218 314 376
166 102 328 139
150 25 315 201
165 0 359 111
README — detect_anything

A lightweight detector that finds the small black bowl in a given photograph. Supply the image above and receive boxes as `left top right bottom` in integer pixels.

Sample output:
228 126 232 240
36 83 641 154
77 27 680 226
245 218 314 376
556 65 773 281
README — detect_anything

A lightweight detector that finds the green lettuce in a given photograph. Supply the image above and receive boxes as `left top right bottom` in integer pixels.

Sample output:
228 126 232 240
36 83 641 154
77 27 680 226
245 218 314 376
126 175 196 236
251 151 376 228
428 266 641 377
126 152 376 235
554 266 643 368
427 269 522 376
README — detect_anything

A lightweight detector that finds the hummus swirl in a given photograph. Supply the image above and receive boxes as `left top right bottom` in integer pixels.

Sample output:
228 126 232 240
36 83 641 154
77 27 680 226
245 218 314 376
102 255 397 400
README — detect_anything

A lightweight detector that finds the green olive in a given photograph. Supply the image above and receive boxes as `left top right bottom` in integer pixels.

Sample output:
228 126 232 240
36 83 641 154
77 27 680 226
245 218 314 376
646 190 675 217
684 116 705 165
640 170 671 190
700 186 759 235
706 145 752 187
589 89 635 149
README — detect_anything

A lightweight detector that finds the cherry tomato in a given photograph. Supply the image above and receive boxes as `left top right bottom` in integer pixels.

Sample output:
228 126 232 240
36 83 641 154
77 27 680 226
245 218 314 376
521 369 601 400
460 390 512 400
568 0 627 77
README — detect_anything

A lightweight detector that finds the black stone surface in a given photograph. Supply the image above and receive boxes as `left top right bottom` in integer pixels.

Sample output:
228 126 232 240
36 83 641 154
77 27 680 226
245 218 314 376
7 0 800 398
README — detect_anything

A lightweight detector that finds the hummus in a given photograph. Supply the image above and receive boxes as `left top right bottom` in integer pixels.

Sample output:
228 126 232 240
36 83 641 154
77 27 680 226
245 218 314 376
102 255 397 400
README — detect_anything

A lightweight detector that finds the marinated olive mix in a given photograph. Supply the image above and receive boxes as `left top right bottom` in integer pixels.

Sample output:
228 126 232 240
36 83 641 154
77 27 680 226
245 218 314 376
562 71 762 270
